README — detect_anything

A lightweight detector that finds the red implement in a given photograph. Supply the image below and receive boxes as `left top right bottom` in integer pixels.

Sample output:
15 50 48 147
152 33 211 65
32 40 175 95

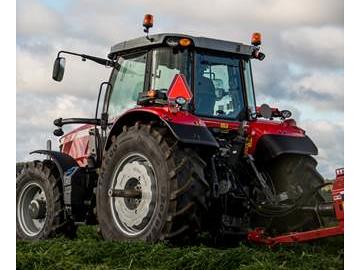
248 168 344 246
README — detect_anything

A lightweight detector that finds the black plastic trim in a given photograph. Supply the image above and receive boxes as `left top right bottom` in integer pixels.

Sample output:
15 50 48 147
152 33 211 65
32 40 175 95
30 150 79 180
254 134 318 163
109 33 253 59
165 121 219 148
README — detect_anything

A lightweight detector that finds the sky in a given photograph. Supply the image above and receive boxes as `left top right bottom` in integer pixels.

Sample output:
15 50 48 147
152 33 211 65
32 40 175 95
16 0 344 178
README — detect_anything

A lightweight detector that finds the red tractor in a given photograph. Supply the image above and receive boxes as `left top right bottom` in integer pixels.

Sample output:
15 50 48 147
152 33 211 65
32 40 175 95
16 15 343 245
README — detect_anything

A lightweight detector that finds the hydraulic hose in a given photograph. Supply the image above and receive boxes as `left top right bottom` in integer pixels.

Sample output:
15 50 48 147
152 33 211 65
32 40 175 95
252 182 332 218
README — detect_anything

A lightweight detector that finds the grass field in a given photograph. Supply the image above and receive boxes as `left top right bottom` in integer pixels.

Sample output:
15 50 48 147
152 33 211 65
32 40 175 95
16 226 343 270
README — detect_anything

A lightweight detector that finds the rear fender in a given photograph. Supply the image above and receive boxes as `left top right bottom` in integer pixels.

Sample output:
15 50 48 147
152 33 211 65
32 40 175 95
105 108 219 150
254 134 318 163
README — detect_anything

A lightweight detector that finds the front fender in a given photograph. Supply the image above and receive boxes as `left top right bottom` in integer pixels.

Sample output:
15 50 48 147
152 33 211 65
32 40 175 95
30 150 79 180
105 107 219 150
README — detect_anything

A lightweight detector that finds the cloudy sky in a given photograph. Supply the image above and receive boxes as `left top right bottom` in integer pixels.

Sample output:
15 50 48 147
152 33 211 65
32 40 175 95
16 0 343 178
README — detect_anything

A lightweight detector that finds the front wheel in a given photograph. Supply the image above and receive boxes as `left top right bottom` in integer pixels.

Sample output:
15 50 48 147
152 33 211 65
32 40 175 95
16 161 73 240
97 123 209 242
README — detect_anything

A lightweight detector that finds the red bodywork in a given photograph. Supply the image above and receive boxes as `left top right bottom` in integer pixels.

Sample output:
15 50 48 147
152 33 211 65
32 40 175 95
59 106 344 244
60 73 305 164
248 168 344 246
201 117 304 155
60 106 304 165
60 124 93 166
59 106 208 166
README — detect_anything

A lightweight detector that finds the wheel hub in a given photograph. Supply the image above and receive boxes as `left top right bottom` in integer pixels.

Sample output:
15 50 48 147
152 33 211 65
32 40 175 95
29 199 46 219
17 182 47 237
110 153 157 236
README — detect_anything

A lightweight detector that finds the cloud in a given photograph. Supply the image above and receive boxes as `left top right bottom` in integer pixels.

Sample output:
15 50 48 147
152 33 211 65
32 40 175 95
17 42 110 99
17 0 63 37
16 92 94 161
286 71 344 111
253 59 343 112
281 26 344 69
300 120 343 178
127 0 343 28
16 0 344 179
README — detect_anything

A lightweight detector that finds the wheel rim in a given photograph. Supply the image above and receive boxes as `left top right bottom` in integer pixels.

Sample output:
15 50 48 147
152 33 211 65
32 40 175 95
17 182 47 237
110 153 157 236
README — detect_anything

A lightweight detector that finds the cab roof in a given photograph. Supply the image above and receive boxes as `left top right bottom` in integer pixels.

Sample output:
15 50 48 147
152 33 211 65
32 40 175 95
108 33 253 59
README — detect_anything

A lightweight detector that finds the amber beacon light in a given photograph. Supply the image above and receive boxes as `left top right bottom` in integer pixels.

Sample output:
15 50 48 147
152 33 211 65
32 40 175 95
143 14 154 33
251 32 262 46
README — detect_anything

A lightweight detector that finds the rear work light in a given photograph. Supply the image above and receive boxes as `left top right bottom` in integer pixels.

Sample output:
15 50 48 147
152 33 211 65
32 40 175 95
179 38 192 47
146 89 157 98
175 97 187 106
166 37 192 47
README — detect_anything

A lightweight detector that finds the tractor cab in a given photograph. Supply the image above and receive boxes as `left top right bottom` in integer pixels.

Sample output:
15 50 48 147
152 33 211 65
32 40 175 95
106 32 261 123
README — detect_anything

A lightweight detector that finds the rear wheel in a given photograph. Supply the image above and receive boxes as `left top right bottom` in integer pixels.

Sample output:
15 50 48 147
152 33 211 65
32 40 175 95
264 154 325 234
16 161 74 240
97 123 209 242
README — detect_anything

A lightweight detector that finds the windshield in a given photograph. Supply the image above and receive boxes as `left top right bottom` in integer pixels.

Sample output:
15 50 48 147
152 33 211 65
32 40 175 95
107 52 147 120
194 52 246 120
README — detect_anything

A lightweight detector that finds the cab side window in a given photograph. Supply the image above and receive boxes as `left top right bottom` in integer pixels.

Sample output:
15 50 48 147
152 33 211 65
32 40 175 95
108 52 147 120
150 47 192 92
195 53 244 119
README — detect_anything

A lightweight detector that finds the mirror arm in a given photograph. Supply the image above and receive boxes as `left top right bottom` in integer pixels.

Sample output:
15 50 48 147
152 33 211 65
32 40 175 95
57 50 119 69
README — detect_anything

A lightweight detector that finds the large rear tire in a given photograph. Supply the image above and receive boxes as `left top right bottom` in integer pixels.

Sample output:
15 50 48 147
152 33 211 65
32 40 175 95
264 154 325 234
16 161 75 240
97 123 209 242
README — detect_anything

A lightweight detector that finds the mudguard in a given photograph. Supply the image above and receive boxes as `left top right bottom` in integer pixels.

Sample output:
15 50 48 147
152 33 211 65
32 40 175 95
30 150 79 180
164 121 218 147
254 134 318 163
105 108 219 150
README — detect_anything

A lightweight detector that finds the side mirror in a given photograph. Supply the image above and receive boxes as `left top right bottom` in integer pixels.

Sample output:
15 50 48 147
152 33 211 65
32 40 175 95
52 57 66 81
280 110 292 119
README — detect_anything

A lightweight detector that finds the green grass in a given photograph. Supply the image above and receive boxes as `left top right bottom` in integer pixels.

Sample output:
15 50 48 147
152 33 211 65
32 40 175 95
16 226 343 270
